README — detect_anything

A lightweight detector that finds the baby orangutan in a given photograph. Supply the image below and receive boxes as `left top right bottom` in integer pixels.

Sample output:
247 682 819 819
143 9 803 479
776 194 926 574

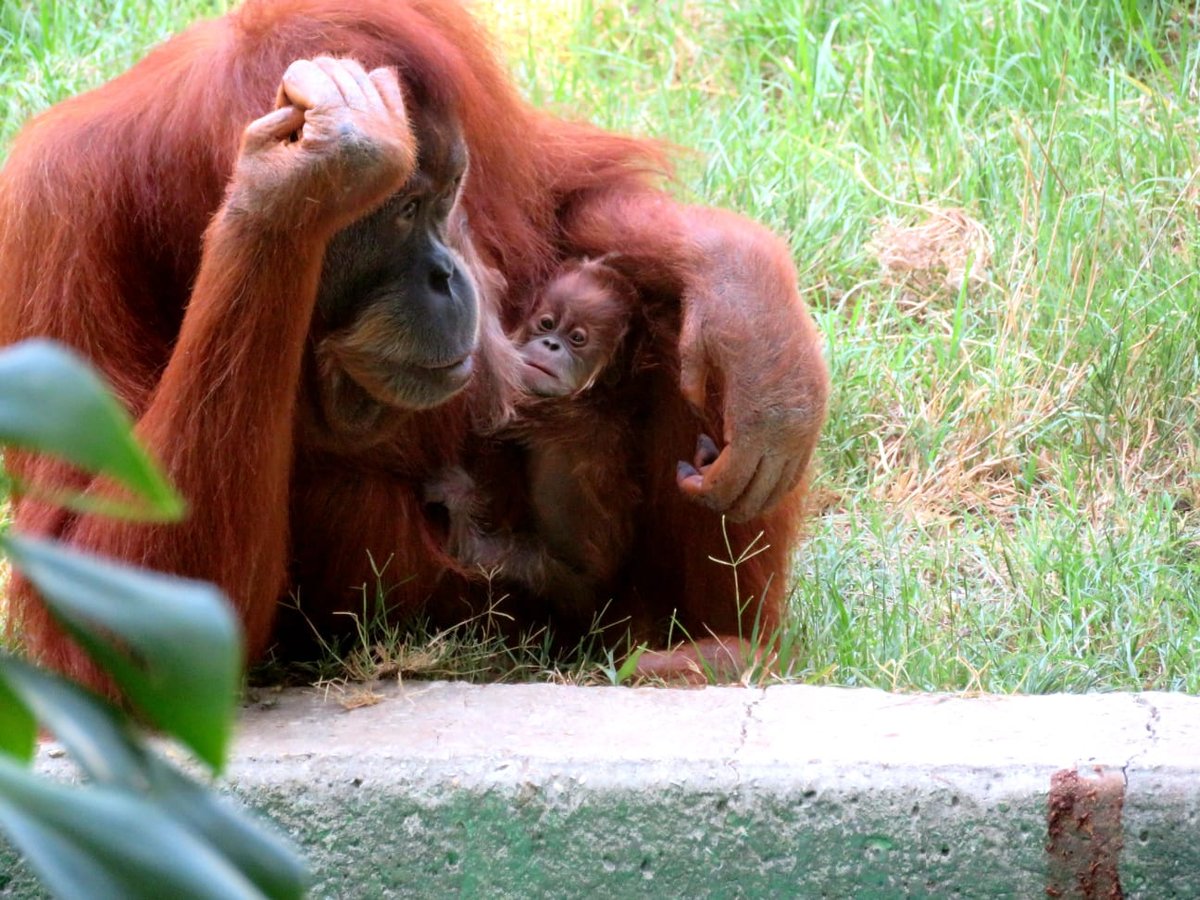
426 257 695 634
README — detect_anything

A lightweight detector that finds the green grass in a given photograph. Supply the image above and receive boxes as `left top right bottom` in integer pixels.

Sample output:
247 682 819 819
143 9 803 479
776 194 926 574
3 0 1198 692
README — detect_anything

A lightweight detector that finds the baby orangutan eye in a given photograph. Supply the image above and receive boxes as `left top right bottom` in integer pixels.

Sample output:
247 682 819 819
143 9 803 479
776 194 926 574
538 315 555 331
569 328 587 347
397 198 419 223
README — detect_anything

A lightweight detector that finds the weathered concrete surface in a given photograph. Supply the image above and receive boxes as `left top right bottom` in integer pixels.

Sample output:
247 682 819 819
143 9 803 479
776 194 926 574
4 683 1199 897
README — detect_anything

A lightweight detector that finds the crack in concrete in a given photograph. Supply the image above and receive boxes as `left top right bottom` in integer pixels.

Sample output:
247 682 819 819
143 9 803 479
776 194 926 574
1139 695 1161 744
724 688 768 798
1122 695 1161 785
736 688 768 757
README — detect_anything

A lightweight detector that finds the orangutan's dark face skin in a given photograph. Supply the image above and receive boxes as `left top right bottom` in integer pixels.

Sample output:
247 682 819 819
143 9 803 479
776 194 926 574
314 124 478 430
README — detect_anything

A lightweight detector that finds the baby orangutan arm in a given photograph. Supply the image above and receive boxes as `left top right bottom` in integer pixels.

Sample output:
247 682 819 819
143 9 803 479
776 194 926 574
424 466 598 622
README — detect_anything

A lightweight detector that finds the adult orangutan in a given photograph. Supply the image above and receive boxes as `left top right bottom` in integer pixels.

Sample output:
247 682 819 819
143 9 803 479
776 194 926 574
0 0 829 686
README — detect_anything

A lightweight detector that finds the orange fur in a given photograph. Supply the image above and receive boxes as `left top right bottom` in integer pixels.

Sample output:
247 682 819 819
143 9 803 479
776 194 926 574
0 0 828 686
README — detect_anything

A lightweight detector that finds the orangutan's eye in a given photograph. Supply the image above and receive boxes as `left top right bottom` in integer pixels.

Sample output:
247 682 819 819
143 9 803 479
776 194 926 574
538 315 555 331
569 328 587 347
397 198 420 223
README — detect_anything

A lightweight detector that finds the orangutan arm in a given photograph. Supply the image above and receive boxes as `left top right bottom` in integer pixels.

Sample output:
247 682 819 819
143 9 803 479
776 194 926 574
561 189 829 522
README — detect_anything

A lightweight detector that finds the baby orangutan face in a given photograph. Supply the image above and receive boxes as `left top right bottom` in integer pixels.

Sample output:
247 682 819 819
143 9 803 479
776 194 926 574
515 259 636 398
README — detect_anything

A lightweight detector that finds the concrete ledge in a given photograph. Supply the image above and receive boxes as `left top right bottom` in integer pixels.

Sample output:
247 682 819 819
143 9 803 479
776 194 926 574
6 683 1200 897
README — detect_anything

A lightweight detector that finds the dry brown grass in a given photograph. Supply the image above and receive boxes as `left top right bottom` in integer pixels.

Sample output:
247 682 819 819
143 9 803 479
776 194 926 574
868 206 995 305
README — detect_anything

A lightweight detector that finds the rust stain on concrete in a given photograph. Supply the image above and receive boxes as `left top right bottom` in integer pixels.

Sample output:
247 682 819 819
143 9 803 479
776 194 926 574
1046 767 1125 899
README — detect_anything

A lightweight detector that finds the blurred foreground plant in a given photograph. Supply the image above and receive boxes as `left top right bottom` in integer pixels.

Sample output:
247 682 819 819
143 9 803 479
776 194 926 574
0 339 307 899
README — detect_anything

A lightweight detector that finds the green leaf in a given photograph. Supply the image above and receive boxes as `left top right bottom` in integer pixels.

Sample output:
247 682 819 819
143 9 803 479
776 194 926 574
0 666 36 762
0 758 266 900
0 339 183 521
1 535 241 772
146 758 309 899
616 645 647 685
0 659 307 897
0 656 146 787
